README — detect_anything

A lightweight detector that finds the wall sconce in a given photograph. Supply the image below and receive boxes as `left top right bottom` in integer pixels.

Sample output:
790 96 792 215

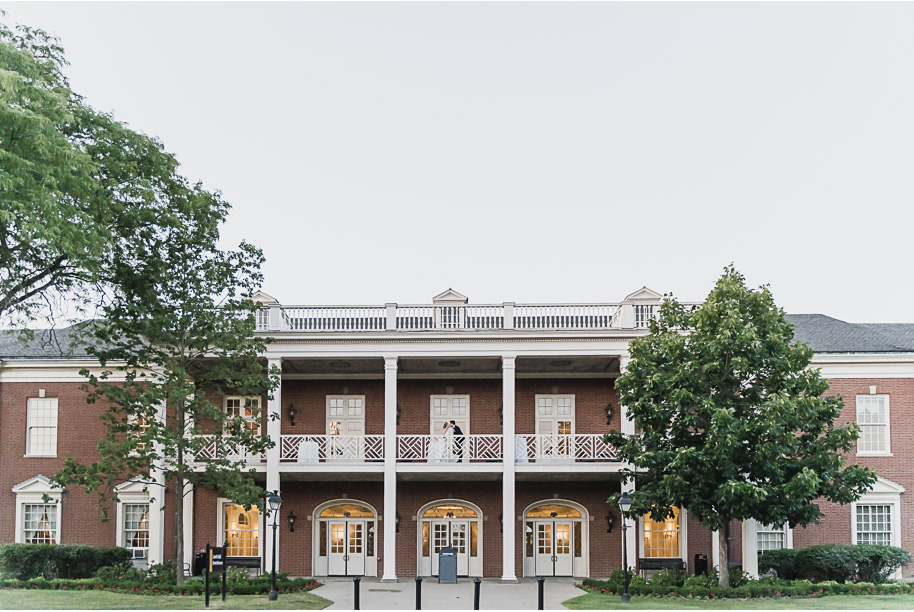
497 406 503 426
604 403 613 426
396 405 401 426
606 511 615 533
395 512 401 532
287 510 296 532
288 404 297 426
499 512 503 533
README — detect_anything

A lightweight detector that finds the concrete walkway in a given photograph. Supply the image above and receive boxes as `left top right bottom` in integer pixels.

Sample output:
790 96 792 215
312 577 582 610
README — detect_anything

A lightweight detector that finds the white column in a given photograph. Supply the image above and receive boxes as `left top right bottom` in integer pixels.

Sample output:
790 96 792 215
501 355 517 582
183 482 194 570
742 520 759 577
264 359 282 571
149 401 167 565
382 356 398 581
618 353 634 436
623 480 637 569
712 529 720 570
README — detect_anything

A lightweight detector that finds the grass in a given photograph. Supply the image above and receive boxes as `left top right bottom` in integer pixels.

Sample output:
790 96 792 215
0 589 331 610
563 592 914 610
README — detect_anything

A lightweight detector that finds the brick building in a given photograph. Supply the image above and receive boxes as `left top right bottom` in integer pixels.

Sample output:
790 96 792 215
1 288 911 580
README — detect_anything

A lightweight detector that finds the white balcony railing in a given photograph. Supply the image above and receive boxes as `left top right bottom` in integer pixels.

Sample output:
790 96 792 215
279 435 385 463
192 435 264 463
396 434 503 463
514 434 618 463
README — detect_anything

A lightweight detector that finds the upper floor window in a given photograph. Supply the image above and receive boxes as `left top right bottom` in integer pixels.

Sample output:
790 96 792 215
856 395 890 455
643 507 680 558
225 397 261 435
26 398 58 457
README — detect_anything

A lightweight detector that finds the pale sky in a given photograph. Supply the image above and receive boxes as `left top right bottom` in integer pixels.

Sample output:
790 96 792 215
4 1 913 322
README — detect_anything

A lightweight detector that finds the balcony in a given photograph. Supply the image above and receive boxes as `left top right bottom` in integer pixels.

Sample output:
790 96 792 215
279 435 385 463
257 302 667 332
396 435 503 463
514 434 618 463
193 435 264 465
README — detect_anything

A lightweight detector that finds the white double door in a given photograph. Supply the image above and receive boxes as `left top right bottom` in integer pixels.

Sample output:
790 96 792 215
327 520 367 576
429 520 470 576
431 396 469 462
536 395 574 460
533 520 574 576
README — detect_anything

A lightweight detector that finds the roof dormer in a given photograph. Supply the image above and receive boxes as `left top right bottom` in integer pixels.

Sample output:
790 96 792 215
432 289 469 304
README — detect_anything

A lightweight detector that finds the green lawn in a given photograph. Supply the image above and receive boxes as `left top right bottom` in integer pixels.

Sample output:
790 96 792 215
563 592 914 610
0 589 331 610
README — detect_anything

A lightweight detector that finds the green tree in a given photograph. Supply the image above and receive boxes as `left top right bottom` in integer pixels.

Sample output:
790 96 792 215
54 185 278 585
605 266 876 589
0 18 184 326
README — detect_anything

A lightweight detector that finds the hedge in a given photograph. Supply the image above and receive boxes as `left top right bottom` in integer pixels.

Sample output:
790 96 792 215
0 544 131 580
759 544 912 584
580 577 914 599
0 576 323 596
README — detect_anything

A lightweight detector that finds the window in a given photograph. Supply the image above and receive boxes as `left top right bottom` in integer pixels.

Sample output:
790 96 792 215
23 504 58 544
14 475 63 544
129 414 151 452
856 395 889 455
855 505 892 545
225 397 261 435
757 524 787 552
327 396 365 436
643 507 680 558
123 504 150 557
224 504 259 557
26 398 58 456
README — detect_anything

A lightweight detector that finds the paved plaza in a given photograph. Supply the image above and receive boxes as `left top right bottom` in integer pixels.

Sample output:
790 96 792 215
311 577 581 610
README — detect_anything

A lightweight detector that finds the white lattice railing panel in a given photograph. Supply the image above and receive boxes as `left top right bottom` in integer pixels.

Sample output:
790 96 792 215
397 435 503 462
279 435 384 463
191 435 264 463
515 434 618 463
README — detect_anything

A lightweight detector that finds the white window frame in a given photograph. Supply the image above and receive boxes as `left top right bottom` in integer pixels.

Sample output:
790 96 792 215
224 396 262 435
13 475 63 544
25 398 58 457
639 506 688 561
856 394 891 456
217 498 264 559
429 395 471 436
115 481 151 559
756 523 793 553
851 478 904 579
534 394 575 435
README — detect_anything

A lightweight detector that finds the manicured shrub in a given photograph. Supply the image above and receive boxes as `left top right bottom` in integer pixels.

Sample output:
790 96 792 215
0 544 131 580
649 567 687 588
758 547 799 580
854 545 913 584
793 544 912 584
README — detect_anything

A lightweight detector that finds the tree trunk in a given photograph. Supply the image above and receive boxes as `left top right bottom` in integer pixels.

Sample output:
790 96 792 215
718 525 729 590
175 474 185 586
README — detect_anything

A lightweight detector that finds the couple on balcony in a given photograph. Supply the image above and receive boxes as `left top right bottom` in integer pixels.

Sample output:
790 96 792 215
429 420 464 463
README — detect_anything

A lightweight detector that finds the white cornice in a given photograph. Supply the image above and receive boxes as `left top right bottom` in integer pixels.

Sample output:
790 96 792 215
810 353 914 379
0 360 131 383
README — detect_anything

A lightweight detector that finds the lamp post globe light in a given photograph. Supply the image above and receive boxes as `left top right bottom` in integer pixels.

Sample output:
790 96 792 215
618 494 633 605
268 490 282 601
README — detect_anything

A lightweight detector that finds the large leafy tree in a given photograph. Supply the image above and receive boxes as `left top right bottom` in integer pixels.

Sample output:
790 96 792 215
1 18 184 326
606 266 876 589
54 185 278 585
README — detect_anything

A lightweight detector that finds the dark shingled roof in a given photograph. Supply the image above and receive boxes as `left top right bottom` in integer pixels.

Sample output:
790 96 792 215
0 323 102 359
785 314 914 353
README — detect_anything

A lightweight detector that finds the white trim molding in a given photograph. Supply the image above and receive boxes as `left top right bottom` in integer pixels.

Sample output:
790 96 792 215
13 475 64 544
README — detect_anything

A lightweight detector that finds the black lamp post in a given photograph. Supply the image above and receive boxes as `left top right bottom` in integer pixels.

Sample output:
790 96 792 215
268 490 282 601
618 494 633 604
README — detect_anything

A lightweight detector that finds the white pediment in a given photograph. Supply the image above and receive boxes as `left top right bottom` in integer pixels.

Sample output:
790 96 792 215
12 474 63 494
623 286 663 302
251 290 279 305
432 289 469 304
870 477 905 494
114 479 151 495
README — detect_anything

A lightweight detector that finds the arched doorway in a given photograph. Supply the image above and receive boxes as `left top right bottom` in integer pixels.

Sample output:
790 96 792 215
417 500 482 577
312 501 377 577
523 501 588 577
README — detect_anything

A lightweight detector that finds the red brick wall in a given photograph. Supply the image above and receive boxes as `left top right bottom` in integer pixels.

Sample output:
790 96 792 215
397 380 503 435
0 382 117 547
281 380 385 435
516 379 621 435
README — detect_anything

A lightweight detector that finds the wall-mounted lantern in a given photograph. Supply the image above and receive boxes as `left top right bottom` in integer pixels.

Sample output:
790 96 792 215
288 404 297 426
287 510 297 532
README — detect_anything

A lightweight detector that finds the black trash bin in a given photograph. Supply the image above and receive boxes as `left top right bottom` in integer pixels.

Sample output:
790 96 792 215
438 547 458 584
694 553 708 576
193 552 207 576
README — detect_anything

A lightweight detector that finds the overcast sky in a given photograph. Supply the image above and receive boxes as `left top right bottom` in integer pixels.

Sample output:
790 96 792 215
4 2 913 322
